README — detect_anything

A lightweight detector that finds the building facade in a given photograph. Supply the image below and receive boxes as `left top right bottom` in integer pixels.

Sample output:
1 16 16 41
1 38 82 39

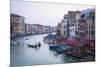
75 11 81 34
68 11 76 25
69 25 75 37
57 14 70 37
86 11 95 41
78 8 95 42
25 24 33 35
56 23 62 36
10 13 25 38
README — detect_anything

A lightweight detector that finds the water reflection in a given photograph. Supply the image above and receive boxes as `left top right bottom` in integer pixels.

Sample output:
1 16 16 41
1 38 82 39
10 34 95 67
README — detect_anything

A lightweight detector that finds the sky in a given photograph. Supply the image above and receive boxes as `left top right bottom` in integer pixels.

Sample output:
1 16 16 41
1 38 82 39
11 0 95 27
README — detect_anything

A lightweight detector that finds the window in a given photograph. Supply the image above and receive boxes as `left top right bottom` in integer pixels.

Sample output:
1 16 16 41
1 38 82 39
81 14 85 19
92 16 95 22
91 31 94 35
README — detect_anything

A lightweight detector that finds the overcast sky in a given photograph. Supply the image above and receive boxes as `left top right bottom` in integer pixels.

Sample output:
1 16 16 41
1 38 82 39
11 1 95 26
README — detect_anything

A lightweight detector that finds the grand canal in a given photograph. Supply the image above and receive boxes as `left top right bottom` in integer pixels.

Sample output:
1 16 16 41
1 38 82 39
10 34 95 67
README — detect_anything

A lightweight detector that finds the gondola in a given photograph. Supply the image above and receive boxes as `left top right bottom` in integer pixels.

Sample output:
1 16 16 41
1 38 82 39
27 42 41 48
27 44 37 48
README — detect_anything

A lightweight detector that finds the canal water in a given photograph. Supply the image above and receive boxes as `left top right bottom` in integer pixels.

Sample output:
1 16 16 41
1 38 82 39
10 34 95 67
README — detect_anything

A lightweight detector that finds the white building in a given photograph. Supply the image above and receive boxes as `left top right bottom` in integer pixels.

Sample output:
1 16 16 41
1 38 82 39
75 11 81 34
25 24 33 35
69 25 75 37
61 14 70 37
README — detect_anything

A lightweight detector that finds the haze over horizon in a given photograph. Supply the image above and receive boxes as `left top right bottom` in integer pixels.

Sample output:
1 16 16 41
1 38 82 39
11 1 95 27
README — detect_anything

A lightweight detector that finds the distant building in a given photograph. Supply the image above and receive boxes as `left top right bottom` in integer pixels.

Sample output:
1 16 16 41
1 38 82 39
31 24 37 34
45 26 50 33
32 24 39 34
53 26 57 32
37 24 43 34
10 14 55 38
25 24 33 35
10 13 25 38
33 24 44 34
56 23 62 36
31 24 54 34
